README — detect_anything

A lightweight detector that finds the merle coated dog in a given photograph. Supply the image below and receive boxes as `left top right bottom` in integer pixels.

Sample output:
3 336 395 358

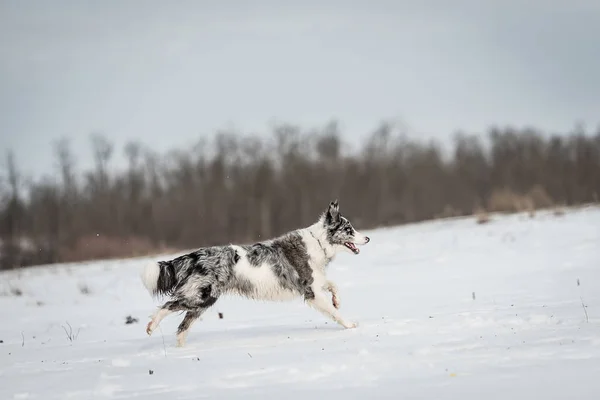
141 200 370 347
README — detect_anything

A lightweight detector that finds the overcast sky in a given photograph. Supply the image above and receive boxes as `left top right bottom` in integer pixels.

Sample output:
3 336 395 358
1 0 599 177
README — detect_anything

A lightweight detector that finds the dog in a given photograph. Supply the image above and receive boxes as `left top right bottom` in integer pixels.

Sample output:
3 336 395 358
140 200 370 347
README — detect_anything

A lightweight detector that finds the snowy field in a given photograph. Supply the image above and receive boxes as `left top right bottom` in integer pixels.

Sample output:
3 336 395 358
1 207 599 399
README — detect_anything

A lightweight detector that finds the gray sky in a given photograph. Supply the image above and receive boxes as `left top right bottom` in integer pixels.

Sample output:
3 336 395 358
1 0 599 177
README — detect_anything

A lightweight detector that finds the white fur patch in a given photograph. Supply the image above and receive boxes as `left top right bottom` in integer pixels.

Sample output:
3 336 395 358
178 274 213 299
140 261 160 295
230 246 298 301
298 226 334 271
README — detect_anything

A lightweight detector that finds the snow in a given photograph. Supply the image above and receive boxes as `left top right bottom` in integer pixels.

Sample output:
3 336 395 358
1 207 599 399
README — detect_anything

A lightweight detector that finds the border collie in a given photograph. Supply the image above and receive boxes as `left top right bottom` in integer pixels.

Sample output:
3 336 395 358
140 200 370 347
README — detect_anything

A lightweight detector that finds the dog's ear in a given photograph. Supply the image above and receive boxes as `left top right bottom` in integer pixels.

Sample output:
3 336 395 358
326 200 340 224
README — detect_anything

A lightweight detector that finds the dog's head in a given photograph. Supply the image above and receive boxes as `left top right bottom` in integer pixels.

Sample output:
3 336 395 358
323 200 370 255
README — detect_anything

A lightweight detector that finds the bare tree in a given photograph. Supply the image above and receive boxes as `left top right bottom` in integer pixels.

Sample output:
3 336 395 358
53 138 78 245
90 133 113 192
54 138 77 194
0 151 25 269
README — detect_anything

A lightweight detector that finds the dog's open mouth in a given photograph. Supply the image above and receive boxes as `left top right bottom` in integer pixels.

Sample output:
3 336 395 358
344 242 360 254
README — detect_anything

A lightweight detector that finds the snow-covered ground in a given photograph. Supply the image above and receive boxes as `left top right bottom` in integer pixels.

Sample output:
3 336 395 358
1 207 599 399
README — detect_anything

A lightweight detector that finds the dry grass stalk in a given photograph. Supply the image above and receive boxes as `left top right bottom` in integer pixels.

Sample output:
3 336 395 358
59 235 175 264
527 184 554 209
436 204 461 219
553 204 566 216
487 187 524 213
487 185 554 216
474 207 490 224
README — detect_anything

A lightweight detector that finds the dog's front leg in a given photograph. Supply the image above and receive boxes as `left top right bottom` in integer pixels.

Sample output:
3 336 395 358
307 292 357 329
324 280 340 309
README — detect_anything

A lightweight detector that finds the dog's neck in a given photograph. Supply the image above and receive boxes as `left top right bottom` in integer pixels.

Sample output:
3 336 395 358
305 218 336 267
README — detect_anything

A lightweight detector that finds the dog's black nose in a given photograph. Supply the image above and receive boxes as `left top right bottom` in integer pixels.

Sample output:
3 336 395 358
365 236 370 243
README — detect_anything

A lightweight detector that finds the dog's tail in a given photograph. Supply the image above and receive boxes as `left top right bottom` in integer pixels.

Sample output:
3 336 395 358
140 260 177 298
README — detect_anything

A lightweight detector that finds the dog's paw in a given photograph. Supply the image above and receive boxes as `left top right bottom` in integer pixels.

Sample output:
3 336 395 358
146 320 154 336
342 321 358 329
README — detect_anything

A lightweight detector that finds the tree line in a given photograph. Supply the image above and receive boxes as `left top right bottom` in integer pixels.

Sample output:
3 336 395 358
1 121 599 270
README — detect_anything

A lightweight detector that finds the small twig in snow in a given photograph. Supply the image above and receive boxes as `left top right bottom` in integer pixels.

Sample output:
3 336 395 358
580 297 589 323
158 326 167 358
577 279 589 323
61 321 81 342
21 332 24 347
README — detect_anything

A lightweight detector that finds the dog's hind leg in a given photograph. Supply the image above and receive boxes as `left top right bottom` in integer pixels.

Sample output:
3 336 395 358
307 292 357 329
176 310 201 347
175 292 220 347
146 300 188 336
